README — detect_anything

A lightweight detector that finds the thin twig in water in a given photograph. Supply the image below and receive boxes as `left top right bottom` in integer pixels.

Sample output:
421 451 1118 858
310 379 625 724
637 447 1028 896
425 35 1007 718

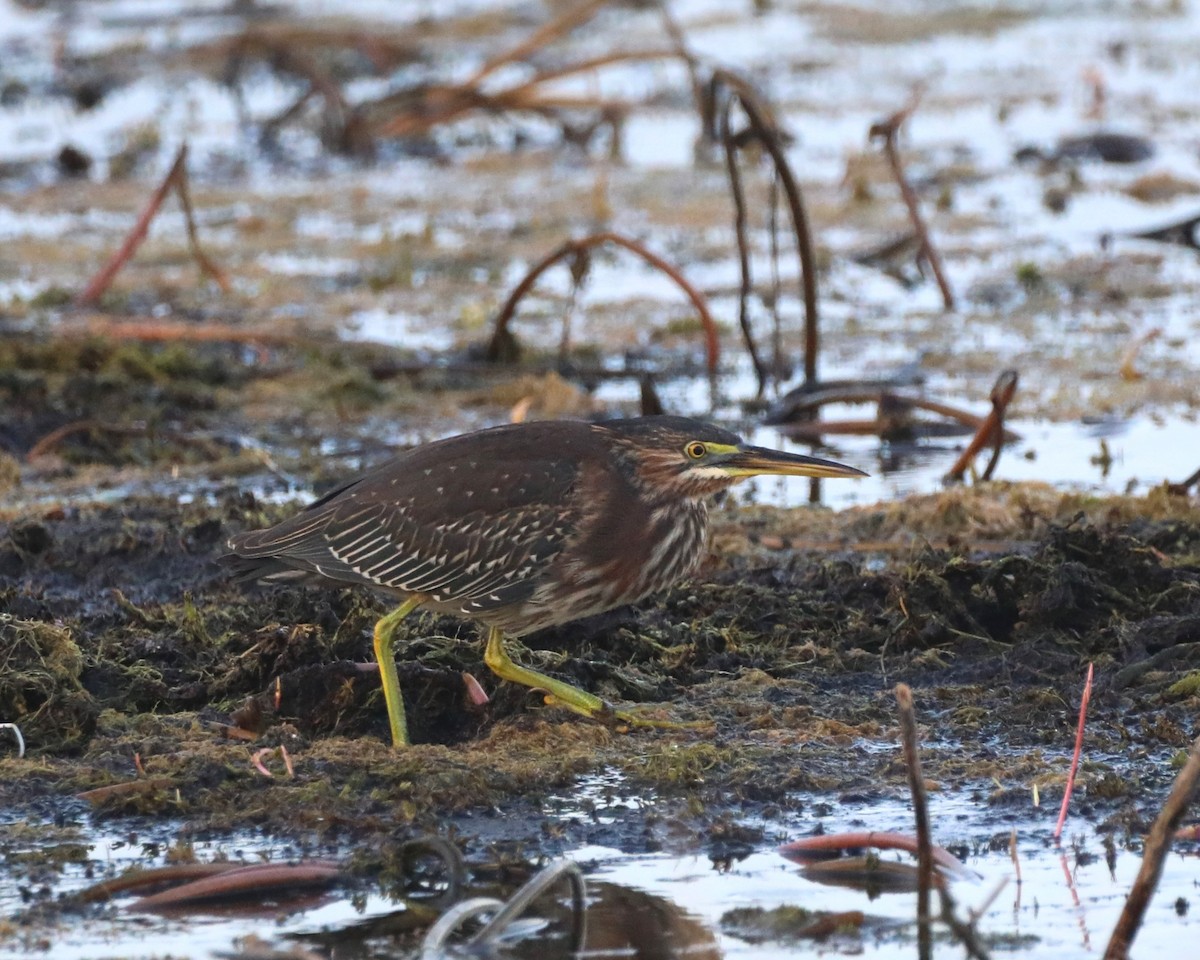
869 94 955 311
940 886 994 960
1104 735 1200 959
1053 662 1094 844
896 683 933 960
1009 828 1022 914
968 876 1010 924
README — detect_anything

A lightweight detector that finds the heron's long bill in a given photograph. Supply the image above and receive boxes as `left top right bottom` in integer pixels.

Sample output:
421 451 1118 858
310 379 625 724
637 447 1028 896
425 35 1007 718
724 445 868 479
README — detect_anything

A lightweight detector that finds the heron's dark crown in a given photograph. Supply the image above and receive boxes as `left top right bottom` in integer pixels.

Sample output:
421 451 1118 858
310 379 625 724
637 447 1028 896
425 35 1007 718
596 415 743 448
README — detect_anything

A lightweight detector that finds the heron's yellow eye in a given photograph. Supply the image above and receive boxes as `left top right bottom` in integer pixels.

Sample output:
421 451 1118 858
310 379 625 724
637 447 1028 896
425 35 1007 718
685 441 707 459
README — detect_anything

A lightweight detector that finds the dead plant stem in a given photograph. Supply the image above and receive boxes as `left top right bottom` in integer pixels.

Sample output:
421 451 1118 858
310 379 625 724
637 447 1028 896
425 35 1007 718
895 683 933 960
1104 735 1200 959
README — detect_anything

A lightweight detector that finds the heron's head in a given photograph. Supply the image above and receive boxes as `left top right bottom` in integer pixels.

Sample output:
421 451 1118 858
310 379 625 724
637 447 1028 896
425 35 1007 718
600 416 866 500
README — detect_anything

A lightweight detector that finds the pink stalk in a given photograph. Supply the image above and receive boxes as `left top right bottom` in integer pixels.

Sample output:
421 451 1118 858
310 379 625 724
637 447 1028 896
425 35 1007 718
1054 662 1094 843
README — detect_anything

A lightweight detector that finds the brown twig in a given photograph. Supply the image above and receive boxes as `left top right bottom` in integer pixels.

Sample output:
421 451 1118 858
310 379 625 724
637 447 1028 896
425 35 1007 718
485 231 719 373
896 683 933 959
774 386 1021 443
59 317 315 346
76 777 177 805
1104 735 1200 958
1168 465 1200 496
251 745 294 778
75 144 229 306
26 419 120 462
173 152 231 292
25 418 225 464
710 69 820 393
1118 327 1161 381
939 887 994 960
1053 662 1094 844
869 95 955 311
945 370 1019 483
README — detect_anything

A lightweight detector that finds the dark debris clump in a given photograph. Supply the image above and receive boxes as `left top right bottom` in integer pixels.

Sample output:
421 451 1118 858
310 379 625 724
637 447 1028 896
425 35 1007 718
0 491 1198 841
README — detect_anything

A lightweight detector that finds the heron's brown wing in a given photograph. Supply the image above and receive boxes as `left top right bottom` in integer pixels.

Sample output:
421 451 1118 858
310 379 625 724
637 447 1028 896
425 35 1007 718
226 431 590 610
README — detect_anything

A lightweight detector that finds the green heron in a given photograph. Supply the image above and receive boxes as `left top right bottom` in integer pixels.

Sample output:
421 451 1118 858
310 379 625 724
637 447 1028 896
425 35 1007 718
226 415 865 747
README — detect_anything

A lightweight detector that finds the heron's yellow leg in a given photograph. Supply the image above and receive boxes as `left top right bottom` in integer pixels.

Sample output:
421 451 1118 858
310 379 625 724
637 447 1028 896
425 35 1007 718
483 627 701 730
374 596 423 748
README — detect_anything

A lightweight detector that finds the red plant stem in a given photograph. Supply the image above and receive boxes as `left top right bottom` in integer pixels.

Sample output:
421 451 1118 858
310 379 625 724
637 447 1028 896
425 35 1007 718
945 369 1018 483
779 830 968 875
76 146 187 307
134 861 342 909
1054 662 1094 843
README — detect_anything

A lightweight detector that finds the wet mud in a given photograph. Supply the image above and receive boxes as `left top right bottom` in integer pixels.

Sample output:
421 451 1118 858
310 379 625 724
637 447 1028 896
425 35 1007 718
2 340 1199 865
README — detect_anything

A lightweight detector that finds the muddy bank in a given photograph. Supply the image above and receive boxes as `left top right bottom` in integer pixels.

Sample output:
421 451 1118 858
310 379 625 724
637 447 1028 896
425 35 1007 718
2 469 1198 849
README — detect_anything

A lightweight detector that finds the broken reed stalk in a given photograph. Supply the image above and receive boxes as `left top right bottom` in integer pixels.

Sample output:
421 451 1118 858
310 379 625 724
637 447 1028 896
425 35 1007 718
1167 464 1200 496
869 98 955 311
75 144 229 307
485 231 720 374
711 69 820 393
979 371 1018 481
895 683 933 960
1118 327 1161 381
1104 735 1200 959
944 369 1019 483
1053 662 1094 844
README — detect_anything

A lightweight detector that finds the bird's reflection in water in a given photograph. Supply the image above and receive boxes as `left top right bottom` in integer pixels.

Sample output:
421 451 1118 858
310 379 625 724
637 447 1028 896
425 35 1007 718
508 880 722 960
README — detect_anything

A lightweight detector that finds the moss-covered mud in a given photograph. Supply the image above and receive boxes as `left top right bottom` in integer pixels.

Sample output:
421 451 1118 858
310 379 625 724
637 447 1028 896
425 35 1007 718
3 362 1200 858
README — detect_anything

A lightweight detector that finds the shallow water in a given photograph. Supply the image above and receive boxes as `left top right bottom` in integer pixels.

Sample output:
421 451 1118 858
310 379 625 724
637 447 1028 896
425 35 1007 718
3 789 1197 959
2 1 1200 957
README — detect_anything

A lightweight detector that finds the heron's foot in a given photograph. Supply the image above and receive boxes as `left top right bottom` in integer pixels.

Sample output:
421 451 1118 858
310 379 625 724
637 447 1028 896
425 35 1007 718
546 695 711 732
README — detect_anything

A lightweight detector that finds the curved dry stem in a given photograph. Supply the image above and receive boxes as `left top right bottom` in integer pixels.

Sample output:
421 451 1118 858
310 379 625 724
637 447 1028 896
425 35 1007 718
869 96 955 312
486 231 720 374
709 69 820 393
